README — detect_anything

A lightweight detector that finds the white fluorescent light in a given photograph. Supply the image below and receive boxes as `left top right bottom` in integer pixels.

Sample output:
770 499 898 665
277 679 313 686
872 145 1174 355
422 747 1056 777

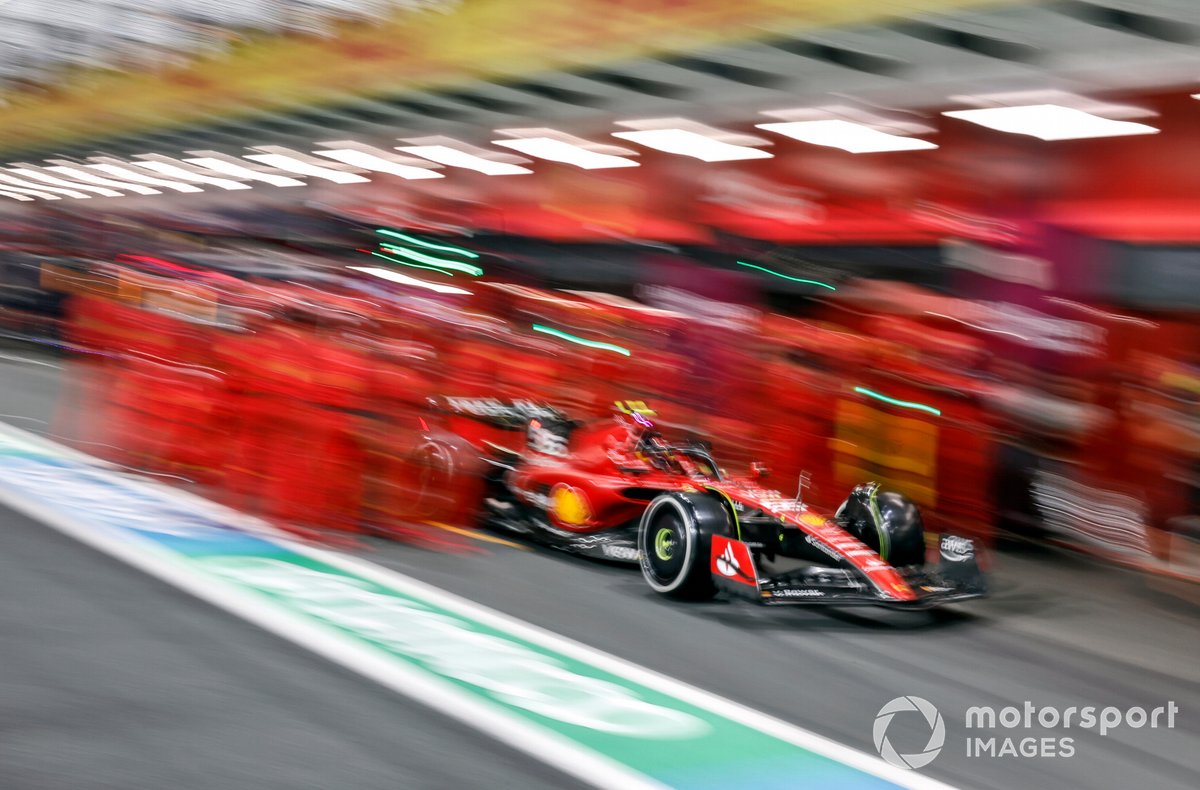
183 157 304 187
565 290 686 317
483 282 588 306
10 167 123 197
612 129 773 162
756 120 937 153
87 163 204 193
313 149 443 180
0 183 59 200
942 104 1159 140
398 144 533 175
245 153 370 184
46 166 160 195
0 190 34 201
0 172 90 199
348 266 472 295
133 159 252 190
492 138 639 169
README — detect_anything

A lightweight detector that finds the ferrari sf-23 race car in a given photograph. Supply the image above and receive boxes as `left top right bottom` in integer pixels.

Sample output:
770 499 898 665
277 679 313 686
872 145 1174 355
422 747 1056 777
414 397 987 609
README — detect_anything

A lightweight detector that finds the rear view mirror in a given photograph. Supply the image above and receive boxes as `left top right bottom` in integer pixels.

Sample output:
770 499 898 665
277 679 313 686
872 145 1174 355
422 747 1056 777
750 462 770 480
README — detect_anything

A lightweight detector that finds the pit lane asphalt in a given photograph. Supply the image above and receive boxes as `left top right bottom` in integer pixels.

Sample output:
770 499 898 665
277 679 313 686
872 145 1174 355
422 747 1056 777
2 354 1197 790
0 502 587 790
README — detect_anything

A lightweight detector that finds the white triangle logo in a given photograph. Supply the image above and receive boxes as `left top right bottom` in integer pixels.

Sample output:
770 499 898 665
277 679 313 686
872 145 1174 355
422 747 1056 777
716 544 739 577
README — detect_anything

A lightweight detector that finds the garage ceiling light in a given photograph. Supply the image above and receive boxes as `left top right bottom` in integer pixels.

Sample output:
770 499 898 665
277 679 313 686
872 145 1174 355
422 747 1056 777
133 158 253 190
348 266 473 295
756 120 937 153
398 144 533 175
0 171 91 199
612 128 772 162
942 104 1159 140
245 153 371 184
11 166 124 197
492 138 640 169
87 161 204 193
564 290 686 318
183 156 305 187
0 182 61 200
46 164 161 195
483 282 589 307
493 130 639 170
313 145 444 180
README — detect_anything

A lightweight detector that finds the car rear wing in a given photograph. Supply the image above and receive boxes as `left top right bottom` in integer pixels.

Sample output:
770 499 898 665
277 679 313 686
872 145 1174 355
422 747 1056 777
433 396 568 430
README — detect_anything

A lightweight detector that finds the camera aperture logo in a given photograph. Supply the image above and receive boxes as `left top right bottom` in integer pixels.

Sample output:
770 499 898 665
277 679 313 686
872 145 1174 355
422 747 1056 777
874 696 1179 769
874 696 945 769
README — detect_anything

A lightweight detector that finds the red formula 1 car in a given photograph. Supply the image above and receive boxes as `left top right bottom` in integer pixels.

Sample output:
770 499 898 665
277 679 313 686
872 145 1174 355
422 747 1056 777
415 398 986 608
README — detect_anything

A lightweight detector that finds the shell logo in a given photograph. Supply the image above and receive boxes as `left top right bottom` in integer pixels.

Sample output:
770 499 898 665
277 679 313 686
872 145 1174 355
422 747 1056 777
550 484 591 526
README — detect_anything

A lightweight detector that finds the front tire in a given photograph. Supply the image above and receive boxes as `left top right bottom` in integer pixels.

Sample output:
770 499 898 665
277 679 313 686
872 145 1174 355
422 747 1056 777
638 493 727 600
837 484 925 567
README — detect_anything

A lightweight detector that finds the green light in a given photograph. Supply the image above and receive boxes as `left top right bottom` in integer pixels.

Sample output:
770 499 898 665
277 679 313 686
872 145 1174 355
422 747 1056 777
365 250 456 276
376 229 480 258
378 243 484 276
735 261 836 291
531 324 631 357
853 387 942 416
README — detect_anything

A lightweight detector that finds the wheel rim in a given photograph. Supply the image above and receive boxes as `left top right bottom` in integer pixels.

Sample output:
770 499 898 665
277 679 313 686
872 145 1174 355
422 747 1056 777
654 527 676 561
644 510 687 585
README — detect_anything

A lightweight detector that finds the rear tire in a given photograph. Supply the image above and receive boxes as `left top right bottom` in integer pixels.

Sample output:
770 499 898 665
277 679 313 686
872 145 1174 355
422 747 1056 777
407 438 486 524
638 493 727 600
409 441 456 518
